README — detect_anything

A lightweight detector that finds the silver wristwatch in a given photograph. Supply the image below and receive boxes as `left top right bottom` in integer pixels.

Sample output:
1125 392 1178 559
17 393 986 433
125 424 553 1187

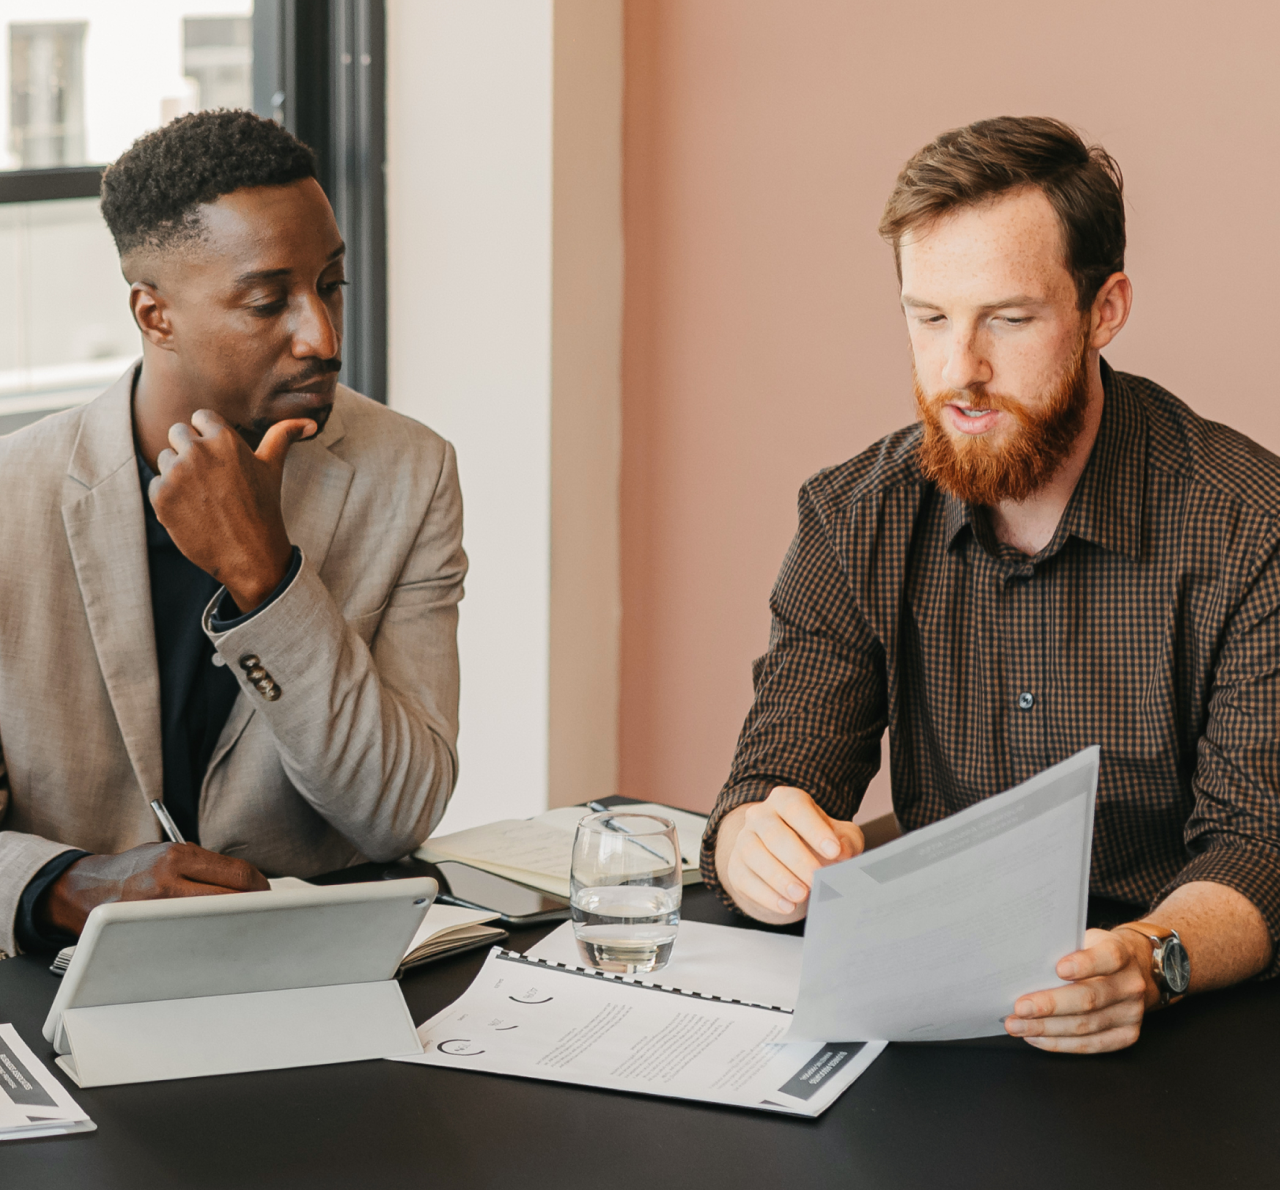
1116 921 1190 1007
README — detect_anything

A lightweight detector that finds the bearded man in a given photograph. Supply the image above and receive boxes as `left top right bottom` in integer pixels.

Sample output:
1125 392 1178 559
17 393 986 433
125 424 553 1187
703 116 1280 1053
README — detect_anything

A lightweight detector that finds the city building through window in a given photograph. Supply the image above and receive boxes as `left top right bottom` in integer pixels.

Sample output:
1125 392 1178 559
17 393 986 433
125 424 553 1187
8 23 87 169
0 2 253 433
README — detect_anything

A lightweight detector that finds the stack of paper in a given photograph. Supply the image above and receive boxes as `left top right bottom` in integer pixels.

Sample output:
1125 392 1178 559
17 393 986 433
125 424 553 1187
787 747 1098 1043
416 802 708 898
0 1024 95 1140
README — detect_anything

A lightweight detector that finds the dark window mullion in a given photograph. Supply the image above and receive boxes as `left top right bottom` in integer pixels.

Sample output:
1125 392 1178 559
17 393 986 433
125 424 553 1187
0 166 103 205
252 0 386 404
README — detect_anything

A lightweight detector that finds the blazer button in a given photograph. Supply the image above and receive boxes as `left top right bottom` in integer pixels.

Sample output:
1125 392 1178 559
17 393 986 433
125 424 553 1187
239 654 261 671
246 667 268 683
263 685 282 702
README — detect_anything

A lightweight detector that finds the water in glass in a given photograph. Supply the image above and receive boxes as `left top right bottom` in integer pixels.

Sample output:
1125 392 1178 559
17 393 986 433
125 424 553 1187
571 811 682 974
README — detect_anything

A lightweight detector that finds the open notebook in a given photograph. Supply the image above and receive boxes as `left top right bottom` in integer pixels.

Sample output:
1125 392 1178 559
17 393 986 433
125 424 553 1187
415 802 709 898
50 881 507 979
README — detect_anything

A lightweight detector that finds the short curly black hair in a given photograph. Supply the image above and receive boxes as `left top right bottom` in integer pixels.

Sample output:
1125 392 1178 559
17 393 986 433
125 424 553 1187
100 108 318 258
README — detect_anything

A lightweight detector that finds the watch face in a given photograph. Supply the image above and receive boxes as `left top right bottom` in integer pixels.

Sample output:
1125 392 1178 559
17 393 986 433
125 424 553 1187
1163 940 1191 994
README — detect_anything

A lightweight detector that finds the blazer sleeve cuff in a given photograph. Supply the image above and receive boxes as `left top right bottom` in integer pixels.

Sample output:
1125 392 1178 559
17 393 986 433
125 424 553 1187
202 550 348 729
208 546 303 631
15 849 90 953
0 832 90 958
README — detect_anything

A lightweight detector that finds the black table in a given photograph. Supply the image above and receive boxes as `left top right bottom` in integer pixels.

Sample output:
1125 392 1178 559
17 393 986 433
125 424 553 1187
1 880 1275 1190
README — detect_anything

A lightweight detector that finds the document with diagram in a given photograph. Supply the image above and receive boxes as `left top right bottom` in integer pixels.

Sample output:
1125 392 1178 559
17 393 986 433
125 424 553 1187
392 948 884 1117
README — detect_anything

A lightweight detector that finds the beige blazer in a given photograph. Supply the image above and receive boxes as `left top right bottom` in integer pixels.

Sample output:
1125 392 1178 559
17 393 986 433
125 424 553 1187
0 365 465 955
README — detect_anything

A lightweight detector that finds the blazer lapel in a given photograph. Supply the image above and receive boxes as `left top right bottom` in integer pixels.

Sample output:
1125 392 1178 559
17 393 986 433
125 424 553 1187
280 396 353 574
62 365 164 805
205 393 354 773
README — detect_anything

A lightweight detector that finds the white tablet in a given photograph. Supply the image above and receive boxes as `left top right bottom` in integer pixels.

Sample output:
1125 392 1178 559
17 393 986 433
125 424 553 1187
43 878 437 1052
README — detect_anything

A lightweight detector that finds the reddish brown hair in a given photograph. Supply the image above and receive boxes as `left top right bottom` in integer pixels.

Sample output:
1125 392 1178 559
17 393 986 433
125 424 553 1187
879 116 1125 310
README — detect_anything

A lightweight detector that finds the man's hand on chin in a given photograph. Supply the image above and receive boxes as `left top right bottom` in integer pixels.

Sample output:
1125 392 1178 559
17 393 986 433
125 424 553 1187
148 409 317 613
38 843 270 937
1003 927 1156 1053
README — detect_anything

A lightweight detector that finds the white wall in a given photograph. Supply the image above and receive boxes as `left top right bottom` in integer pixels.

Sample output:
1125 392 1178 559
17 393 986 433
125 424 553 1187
386 0 554 831
385 0 624 832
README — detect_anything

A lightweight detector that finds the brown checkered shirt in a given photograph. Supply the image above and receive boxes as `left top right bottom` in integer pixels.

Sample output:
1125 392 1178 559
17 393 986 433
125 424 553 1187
702 363 1280 974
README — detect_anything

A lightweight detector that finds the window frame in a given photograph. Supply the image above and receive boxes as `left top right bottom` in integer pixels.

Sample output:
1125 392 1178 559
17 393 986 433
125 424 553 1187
1 2 387 403
253 0 388 404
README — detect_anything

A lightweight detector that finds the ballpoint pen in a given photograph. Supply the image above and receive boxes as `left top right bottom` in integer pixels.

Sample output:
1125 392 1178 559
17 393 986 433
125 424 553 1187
587 801 687 866
149 799 187 845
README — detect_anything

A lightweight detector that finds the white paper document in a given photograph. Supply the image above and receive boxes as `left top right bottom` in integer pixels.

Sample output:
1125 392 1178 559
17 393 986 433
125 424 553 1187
527 918 804 1010
394 948 885 1117
787 747 1098 1043
0 1024 96 1141
417 803 708 898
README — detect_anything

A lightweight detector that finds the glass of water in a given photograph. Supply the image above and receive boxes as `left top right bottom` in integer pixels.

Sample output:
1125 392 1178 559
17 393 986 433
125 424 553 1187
571 811 682 974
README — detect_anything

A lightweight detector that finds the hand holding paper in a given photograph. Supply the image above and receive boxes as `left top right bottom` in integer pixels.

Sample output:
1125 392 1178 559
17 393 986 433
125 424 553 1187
1005 926 1152 1053
715 786 865 924
786 747 1100 1044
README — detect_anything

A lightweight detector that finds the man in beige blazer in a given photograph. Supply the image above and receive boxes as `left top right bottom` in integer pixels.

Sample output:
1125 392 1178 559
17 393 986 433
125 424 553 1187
0 111 464 956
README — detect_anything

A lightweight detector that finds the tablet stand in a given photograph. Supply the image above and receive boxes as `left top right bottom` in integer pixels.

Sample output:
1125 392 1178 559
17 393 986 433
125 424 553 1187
54 980 421 1088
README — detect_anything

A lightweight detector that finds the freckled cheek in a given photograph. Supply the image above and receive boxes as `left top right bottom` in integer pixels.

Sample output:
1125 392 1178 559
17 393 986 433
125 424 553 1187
906 328 948 389
988 332 1069 398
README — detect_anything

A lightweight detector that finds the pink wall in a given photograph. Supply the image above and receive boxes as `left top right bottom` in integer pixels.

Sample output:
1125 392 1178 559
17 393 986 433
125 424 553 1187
619 0 1280 816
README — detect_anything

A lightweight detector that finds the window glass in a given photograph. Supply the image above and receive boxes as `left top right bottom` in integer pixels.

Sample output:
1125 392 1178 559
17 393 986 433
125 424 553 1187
1 2 253 429
3 2 253 172
9 22 87 168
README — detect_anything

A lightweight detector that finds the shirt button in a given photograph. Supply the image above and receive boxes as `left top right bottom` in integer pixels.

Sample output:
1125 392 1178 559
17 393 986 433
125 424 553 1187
1017 691 1035 711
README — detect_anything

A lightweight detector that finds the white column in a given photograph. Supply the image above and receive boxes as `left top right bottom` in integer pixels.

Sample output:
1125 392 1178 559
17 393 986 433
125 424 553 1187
385 0 622 830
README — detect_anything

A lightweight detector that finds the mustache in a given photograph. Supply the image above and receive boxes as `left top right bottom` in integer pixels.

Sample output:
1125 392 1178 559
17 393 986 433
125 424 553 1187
919 387 1026 419
275 358 342 391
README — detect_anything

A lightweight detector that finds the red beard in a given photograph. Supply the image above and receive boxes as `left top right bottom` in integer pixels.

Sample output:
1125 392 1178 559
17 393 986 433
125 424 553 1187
914 332 1090 506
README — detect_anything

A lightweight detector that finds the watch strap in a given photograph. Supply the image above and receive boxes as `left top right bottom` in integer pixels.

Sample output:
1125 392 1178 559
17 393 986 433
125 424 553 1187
1115 921 1184 1006
1115 920 1175 946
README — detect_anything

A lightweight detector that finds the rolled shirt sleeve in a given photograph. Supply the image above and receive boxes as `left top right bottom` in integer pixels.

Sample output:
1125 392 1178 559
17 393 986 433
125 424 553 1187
700 483 887 906
1155 531 1280 975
